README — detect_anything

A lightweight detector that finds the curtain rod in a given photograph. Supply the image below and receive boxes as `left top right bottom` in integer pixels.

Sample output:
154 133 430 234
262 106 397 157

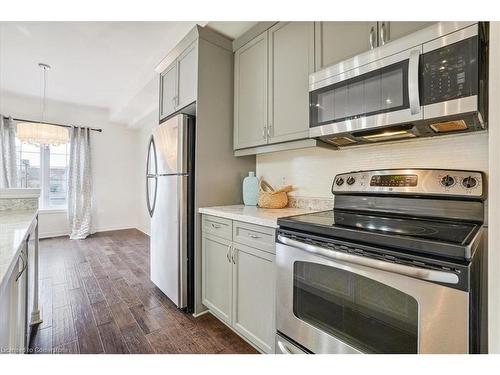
2 116 103 133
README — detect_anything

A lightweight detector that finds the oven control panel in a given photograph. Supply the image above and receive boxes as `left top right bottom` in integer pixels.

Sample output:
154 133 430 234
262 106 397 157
332 169 485 199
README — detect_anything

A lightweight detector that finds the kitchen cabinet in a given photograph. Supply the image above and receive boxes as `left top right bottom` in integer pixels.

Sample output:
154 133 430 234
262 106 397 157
379 21 435 45
0 245 28 354
315 21 435 70
159 42 198 121
202 233 233 325
232 242 275 354
268 22 314 144
315 22 378 70
201 215 276 353
234 22 314 150
234 31 268 150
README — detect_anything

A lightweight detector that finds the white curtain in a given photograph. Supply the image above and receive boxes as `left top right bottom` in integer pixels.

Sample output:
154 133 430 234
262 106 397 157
68 126 92 240
0 116 17 188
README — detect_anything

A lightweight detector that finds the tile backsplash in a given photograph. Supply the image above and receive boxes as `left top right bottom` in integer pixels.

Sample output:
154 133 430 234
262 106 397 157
0 198 39 211
257 132 489 199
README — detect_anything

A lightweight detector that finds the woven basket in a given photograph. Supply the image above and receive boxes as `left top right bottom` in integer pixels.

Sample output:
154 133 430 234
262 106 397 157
258 179 293 209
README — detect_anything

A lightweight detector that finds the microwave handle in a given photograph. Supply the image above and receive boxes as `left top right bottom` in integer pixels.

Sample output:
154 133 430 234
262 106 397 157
277 235 459 285
408 49 421 115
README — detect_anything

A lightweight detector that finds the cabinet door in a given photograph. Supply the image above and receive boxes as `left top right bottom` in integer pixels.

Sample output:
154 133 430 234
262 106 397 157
177 43 198 110
202 233 233 325
232 243 275 353
381 22 435 45
315 22 378 70
234 31 269 150
159 61 178 120
268 22 314 144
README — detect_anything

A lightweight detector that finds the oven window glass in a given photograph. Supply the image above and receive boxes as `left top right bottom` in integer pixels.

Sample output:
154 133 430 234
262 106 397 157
293 262 418 353
310 60 409 128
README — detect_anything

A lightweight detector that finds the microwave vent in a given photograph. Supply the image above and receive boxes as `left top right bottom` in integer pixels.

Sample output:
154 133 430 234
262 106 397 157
327 136 357 146
429 120 468 133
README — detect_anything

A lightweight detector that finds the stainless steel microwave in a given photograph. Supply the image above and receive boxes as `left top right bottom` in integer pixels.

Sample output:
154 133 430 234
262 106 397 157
309 22 488 147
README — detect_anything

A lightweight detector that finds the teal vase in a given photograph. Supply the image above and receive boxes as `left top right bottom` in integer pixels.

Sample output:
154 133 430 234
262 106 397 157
243 172 258 206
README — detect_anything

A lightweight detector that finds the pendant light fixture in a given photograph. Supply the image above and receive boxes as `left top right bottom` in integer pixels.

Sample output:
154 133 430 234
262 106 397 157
16 63 69 145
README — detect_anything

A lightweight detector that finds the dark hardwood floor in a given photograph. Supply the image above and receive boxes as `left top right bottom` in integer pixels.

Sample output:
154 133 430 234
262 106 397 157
29 229 258 354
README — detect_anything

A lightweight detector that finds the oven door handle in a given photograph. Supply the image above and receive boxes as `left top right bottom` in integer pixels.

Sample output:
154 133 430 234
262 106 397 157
277 235 459 285
408 49 421 115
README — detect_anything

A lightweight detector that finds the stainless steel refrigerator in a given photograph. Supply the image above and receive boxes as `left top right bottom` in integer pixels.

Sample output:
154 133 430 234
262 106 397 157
146 114 195 311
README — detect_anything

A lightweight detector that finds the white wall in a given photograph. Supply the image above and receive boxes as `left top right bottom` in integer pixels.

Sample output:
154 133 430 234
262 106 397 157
257 132 489 199
0 91 141 238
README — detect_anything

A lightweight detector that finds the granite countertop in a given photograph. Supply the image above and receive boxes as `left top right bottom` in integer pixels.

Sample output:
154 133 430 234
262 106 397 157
0 209 38 291
198 205 319 228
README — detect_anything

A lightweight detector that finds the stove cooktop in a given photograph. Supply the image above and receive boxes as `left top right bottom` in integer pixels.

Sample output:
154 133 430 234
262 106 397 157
278 210 482 260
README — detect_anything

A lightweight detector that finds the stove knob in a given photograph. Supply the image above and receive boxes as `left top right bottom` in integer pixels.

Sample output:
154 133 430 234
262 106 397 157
440 175 455 187
347 176 356 185
462 176 477 189
336 177 345 186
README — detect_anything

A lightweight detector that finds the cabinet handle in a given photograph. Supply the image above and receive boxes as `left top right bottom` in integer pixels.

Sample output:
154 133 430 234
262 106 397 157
369 26 376 49
211 223 221 229
267 123 273 138
248 233 261 239
262 125 267 140
380 22 388 46
226 244 231 263
16 252 27 282
231 248 236 264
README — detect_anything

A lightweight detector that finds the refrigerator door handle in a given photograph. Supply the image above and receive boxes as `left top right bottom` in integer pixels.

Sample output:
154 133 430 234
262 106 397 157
146 176 157 218
146 136 158 218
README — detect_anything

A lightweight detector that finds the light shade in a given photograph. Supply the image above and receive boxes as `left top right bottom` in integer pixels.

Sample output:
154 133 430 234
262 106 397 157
16 122 69 145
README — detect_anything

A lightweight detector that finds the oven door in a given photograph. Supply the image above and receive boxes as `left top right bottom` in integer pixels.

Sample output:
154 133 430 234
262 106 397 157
309 47 423 139
276 235 469 354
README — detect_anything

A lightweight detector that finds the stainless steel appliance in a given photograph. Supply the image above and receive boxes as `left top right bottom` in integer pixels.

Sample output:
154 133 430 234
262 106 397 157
146 114 195 311
309 22 489 147
276 169 487 354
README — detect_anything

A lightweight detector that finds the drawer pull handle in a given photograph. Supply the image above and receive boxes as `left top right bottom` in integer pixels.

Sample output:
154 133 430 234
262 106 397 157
211 223 221 229
248 234 260 239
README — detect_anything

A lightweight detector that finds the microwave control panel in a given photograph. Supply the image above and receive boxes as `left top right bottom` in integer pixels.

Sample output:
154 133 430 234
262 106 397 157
421 36 479 105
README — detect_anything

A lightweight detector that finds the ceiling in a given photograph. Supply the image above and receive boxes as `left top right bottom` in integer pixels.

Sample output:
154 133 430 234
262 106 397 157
0 21 256 127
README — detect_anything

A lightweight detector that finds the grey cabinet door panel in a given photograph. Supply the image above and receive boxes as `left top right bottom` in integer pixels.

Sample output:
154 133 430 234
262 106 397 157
268 22 313 144
202 233 232 325
232 243 275 353
234 31 268 150
315 21 378 70
177 43 198 110
160 62 178 120
383 22 435 44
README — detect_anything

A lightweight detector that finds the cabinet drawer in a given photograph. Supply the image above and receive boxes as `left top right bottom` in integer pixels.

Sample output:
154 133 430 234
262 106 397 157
202 215 233 240
233 221 275 254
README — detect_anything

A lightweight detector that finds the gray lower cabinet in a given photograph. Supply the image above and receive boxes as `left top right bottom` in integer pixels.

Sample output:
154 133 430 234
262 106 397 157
202 233 233 325
201 215 276 353
232 243 275 354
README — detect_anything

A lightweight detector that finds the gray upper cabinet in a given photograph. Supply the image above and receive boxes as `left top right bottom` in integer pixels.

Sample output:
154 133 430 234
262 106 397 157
268 22 314 144
159 42 198 121
315 22 377 71
177 43 198 111
379 21 435 45
234 31 268 150
159 61 177 120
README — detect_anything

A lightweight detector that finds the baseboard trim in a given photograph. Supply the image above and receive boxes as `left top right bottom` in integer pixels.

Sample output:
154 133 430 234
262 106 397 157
135 227 151 237
192 309 209 318
39 225 140 239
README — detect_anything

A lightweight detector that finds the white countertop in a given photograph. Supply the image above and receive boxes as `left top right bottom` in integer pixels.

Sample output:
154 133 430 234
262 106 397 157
198 205 319 228
0 209 38 291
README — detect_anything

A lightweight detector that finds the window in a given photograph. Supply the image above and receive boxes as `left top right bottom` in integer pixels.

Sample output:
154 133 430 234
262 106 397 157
15 138 70 209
